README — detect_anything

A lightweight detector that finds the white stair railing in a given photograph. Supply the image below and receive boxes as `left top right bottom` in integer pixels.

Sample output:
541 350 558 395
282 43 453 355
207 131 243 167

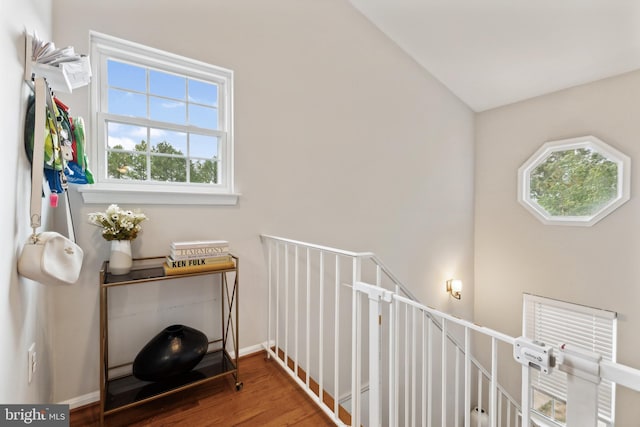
260 235 640 426
260 235 522 426
354 280 524 427
261 235 376 425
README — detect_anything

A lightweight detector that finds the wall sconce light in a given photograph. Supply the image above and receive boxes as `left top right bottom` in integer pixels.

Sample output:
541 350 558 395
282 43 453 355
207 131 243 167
446 279 462 300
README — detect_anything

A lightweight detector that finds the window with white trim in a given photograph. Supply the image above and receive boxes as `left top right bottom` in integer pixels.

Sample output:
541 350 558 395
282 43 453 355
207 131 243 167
523 294 616 427
517 136 630 227
79 31 237 205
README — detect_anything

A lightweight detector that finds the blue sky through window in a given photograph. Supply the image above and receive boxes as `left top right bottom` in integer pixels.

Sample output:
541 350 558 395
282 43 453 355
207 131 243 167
106 59 220 159
108 61 145 91
188 79 217 106
150 70 185 100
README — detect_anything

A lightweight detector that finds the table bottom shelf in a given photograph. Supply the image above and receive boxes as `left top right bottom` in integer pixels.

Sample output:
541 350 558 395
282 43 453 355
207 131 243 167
104 349 237 413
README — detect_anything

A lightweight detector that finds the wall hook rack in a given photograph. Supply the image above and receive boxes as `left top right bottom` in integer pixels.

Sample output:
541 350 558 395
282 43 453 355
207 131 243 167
24 31 91 93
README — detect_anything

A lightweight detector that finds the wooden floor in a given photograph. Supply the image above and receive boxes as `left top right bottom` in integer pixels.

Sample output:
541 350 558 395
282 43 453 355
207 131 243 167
71 351 336 426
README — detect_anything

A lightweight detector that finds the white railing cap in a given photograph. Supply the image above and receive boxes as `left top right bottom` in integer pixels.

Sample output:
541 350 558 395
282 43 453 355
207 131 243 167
260 234 375 258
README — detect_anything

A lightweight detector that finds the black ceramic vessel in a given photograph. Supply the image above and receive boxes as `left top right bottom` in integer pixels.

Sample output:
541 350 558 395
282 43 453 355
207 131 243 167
132 324 208 382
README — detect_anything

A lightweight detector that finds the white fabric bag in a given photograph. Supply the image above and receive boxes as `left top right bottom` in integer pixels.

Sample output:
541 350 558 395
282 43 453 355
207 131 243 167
18 232 83 285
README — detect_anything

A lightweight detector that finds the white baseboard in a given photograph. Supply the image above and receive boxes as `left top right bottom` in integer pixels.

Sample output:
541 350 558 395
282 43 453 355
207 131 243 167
60 344 266 410
238 343 267 357
60 390 100 410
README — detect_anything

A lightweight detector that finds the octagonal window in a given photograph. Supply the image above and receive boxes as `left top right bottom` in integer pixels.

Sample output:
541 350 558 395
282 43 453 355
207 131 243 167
518 136 630 226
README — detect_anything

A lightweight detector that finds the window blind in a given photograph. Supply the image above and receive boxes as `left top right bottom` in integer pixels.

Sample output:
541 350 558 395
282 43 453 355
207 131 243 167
523 293 617 424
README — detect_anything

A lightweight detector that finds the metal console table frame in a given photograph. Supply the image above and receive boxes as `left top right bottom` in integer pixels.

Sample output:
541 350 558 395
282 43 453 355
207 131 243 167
98 255 241 425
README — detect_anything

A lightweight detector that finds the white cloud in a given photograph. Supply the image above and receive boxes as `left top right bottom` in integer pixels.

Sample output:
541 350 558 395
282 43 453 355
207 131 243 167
161 101 184 109
150 128 169 139
109 123 187 149
108 135 137 151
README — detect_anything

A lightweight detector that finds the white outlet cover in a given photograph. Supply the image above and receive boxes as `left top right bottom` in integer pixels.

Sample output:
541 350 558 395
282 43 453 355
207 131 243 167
28 343 36 383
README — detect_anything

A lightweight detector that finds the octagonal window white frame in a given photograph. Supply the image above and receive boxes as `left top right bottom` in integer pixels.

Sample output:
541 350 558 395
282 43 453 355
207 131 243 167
518 135 630 226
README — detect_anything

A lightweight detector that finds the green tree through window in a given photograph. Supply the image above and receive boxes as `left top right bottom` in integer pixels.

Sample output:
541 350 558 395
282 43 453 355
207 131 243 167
108 140 217 184
529 148 618 216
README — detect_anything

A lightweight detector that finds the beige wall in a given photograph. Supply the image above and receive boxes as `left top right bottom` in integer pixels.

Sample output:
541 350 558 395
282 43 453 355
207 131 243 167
51 0 475 402
1 0 56 404
475 70 640 424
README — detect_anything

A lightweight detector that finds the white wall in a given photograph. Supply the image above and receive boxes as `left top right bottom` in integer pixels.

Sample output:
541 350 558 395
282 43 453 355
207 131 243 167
51 0 475 402
475 70 640 425
0 0 56 404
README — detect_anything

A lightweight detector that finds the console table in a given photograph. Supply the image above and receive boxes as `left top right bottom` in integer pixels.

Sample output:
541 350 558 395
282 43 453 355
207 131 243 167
98 255 241 425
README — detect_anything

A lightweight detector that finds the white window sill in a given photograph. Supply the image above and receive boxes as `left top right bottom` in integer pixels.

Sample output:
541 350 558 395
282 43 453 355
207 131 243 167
75 183 239 206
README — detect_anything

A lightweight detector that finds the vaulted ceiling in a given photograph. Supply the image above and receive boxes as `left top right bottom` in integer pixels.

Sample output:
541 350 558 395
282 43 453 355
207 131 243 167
349 0 640 111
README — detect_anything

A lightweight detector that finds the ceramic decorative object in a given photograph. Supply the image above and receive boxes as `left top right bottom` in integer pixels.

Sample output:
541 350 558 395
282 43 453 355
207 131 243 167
109 240 132 275
132 324 208 382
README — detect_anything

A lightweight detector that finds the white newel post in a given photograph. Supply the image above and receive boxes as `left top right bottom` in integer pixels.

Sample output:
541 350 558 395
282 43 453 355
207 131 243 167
354 281 393 427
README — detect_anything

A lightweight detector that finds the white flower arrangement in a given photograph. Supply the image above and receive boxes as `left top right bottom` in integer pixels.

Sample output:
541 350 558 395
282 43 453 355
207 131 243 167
88 204 148 241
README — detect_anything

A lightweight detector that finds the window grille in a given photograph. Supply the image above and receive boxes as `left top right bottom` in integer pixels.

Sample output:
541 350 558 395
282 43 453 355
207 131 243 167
82 31 236 205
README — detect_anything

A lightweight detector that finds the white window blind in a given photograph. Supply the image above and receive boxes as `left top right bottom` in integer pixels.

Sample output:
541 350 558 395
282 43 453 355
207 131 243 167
523 293 617 425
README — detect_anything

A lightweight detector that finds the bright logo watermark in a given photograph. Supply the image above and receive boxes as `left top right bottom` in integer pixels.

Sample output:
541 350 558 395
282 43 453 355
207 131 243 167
0 405 68 426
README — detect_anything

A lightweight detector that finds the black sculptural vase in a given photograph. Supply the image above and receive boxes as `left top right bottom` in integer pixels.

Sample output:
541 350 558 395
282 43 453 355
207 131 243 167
133 324 208 382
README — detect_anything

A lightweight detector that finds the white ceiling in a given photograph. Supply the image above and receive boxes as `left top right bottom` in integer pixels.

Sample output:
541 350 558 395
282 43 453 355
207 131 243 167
349 0 640 112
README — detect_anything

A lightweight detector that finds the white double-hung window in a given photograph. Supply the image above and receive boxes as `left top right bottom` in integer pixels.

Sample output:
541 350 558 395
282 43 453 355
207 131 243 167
79 31 237 205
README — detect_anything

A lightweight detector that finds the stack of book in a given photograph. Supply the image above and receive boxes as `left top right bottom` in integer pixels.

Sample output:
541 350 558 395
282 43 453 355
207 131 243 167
163 240 234 276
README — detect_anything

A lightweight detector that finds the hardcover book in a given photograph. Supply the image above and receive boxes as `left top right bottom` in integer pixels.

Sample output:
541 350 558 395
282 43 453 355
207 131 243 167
170 246 229 257
165 255 233 269
171 240 229 249
163 260 235 276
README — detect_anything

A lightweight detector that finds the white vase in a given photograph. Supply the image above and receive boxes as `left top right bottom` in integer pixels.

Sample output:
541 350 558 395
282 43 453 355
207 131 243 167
109 240 132 275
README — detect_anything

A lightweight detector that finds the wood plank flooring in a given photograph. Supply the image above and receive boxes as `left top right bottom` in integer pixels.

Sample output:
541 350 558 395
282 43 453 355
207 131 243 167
71 351 336 426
